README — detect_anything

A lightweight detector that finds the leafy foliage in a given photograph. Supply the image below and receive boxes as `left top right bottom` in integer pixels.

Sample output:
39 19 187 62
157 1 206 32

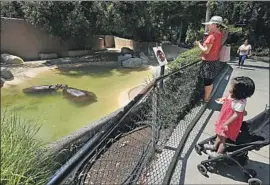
22 2 91 40
1 1 269 50
0 1 24 18
185 26 205 45
0 1 206 43
156 64 203 129
230 43 241 57
1 111 55 185
213 1 270 49
168 48 201 71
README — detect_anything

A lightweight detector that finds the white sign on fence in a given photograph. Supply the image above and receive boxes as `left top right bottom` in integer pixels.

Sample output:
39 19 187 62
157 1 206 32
153 46 168 66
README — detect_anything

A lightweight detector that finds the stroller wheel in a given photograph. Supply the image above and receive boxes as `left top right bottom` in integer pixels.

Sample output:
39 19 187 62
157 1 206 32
195 144 202 155
197 164 208 176
248 178 262 185
245 169 257 178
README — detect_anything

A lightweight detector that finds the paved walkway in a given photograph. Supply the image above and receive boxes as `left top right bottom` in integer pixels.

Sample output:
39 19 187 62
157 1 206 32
173 59 269 184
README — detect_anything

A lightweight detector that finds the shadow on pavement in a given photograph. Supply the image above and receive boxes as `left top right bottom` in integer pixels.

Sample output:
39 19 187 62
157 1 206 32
207 66 233 112
210 160 269 184
240 67 255 71
178 110 215 185
242 64 270 70
230 63 270 70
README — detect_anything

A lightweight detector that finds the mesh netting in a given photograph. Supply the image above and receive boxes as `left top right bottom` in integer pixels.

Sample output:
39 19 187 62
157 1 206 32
60 61 225 185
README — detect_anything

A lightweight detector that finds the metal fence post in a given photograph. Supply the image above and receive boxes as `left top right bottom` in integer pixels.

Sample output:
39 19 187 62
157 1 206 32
158 42 165 89
159 65 165 89
151 84 159 153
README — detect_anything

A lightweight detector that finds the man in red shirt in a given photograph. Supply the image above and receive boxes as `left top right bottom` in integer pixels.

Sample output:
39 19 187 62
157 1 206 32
195 16 227 102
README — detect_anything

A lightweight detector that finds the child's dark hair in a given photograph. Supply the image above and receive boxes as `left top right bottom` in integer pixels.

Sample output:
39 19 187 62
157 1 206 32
230 76 255 99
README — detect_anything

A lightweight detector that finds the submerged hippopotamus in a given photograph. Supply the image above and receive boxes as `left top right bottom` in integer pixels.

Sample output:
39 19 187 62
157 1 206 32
62 87 97 103
23 84 67 94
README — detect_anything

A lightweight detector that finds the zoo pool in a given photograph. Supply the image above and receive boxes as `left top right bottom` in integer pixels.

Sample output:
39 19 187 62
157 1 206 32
1 65 152 142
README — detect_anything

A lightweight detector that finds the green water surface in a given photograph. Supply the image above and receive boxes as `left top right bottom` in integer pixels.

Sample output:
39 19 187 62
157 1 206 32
1 66 151 142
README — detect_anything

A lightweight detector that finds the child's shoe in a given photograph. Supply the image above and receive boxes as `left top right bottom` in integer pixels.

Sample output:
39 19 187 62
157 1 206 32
203 144 216 150
206 150 223 158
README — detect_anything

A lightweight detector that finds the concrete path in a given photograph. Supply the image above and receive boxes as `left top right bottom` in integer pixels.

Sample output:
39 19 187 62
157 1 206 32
173 59 269 184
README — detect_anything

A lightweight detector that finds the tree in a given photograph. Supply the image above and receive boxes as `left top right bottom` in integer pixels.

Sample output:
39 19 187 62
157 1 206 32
213 1 270 48
205 0 211 32
22 2 77 39
1 1 210 44
0 1 24 18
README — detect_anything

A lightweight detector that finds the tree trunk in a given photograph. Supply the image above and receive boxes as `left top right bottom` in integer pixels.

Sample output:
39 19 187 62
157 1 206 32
176 21 183 46
205 0 211 32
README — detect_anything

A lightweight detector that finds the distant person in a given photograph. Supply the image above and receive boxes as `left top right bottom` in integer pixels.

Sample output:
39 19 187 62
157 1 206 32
237 40 252 68
195 16 228 102
204 76 255 157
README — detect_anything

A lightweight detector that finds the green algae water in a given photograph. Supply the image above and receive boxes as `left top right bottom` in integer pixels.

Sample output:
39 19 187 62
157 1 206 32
1 65 152 142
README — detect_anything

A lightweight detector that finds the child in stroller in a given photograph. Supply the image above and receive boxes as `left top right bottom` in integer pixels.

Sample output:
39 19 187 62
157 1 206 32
195 107 269 185
205 76 255 157
197 76 255 159
195 76 269 185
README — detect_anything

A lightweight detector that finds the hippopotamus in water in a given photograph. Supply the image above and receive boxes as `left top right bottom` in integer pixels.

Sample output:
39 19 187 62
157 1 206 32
23 84 67 94
62 87 97 103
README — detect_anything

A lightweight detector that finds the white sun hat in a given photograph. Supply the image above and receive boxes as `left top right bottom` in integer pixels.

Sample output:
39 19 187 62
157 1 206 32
202 16 227 28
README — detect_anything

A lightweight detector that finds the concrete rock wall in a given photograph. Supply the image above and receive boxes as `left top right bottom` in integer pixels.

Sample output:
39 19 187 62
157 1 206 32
114 36 158 56
1 17 105 60
1 17 185 62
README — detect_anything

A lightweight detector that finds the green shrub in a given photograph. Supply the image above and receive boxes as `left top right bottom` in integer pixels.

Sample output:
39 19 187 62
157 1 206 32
1 111 54 185
156 63 204 129
185 25 205 45
168 47 201 71
230 43 239 57
157 48 204 129
254 47 270 57
227 25 242 33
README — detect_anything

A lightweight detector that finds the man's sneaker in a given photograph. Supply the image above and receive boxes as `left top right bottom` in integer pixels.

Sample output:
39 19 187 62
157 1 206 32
203 144 216 150
206 150 223 158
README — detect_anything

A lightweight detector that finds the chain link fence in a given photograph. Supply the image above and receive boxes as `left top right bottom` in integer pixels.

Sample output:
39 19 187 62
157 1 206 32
53 61 226 185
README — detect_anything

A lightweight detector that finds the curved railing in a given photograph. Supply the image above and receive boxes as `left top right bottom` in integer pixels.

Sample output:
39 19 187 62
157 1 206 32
46 60 221 185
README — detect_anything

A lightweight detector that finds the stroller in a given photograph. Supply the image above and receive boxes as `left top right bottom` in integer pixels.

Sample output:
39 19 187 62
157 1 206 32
195 107 270 185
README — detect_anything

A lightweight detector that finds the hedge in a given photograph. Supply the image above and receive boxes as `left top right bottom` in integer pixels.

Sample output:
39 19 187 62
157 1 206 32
168 47 201 71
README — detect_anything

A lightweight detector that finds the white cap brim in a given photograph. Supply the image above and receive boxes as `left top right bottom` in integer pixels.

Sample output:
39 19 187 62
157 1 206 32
202 21 215 25
202 22 228 28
